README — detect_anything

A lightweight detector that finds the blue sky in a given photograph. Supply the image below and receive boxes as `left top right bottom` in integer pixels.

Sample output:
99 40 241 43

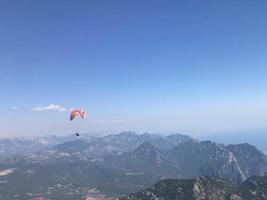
1 0 267 137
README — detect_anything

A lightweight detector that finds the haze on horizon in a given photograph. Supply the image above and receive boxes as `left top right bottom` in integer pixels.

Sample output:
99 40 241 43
1 0 267 139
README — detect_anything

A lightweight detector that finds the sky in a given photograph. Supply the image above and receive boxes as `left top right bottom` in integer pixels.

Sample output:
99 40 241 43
1 0 267 139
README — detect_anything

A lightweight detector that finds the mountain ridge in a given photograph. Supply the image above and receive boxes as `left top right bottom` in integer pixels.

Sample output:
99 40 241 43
1 132 267 199
120 176 267 200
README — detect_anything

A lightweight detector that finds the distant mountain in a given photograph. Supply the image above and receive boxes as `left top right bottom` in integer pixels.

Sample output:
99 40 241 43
100 131 195 152
24 133 267 185
200 131 267 153
0 135 76 163
120 176 267 200
103 141 177 177
26 132 194 164
227 143 267 178
1 132 267 199
169 141 246 183
102 139 267 184
103 140 266 184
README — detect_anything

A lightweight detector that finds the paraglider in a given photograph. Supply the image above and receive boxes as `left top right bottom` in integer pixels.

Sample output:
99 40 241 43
70 109 86 136
70 109 86 121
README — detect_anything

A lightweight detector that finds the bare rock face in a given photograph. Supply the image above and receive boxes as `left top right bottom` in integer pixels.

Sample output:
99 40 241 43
192 177 241 200
120 176 267 200
227 143 267 178
169 141 247 183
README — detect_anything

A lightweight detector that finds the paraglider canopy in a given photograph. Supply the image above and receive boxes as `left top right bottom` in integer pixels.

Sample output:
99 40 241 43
70 109 86 137
70 109 86 121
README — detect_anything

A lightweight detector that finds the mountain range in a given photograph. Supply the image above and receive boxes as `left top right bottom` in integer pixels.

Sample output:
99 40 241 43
120 176 267 200
1 132 267 199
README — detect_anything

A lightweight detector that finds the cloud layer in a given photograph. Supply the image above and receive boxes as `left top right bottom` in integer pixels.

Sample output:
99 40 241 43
31 104 67 112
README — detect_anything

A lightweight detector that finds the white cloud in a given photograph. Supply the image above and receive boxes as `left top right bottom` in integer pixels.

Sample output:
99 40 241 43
27 116 33 120
11 106 18 110
31 104 67 112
